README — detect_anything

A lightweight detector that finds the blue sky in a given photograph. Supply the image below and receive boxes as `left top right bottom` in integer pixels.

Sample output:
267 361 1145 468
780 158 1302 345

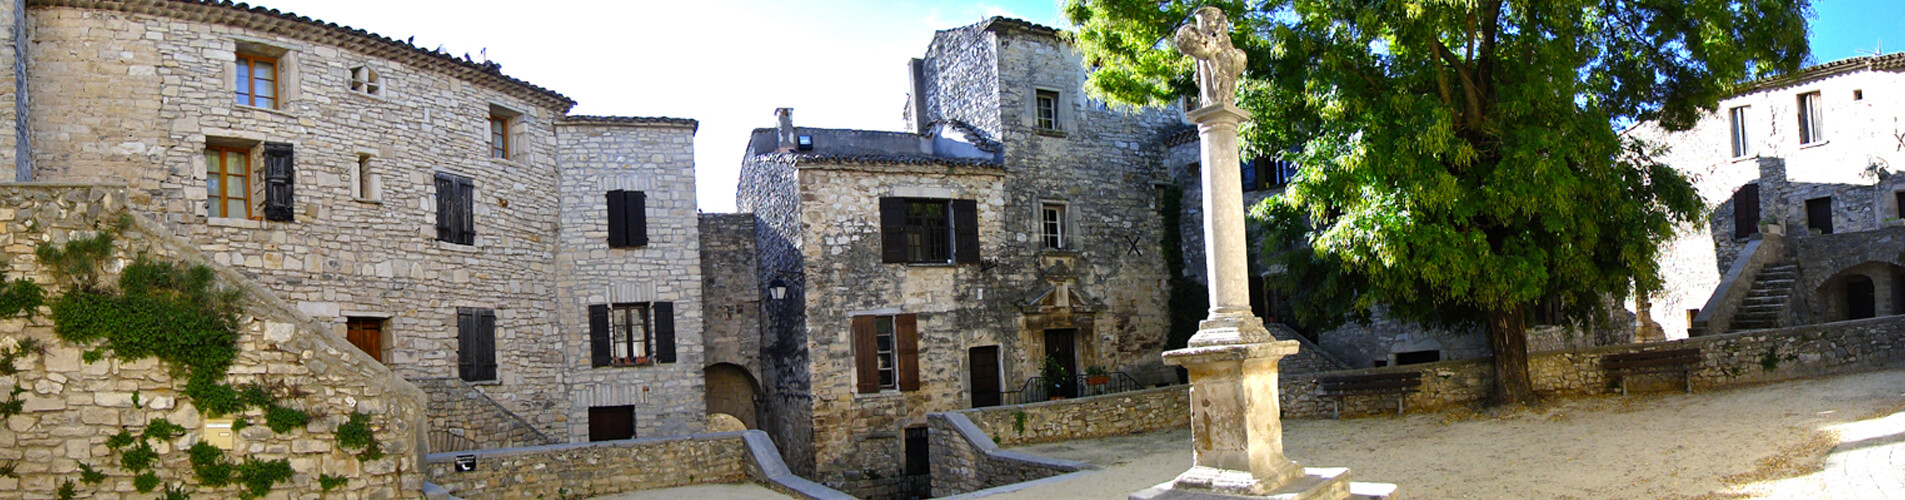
251 1 1900 212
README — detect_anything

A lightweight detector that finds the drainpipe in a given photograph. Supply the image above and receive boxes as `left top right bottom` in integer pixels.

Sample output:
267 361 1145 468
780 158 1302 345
13 0 28 182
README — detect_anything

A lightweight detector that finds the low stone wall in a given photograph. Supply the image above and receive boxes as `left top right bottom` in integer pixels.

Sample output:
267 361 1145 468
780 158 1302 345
424 429 852 500
413 377 556 452
929 385 1183 496
0 183 427 498
962 384 1189 447
1284 314 1905 418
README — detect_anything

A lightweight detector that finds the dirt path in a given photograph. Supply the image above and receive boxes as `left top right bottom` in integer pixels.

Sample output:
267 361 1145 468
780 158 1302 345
996 366 1905 499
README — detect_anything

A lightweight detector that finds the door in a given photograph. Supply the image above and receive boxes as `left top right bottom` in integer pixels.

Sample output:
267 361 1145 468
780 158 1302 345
346 317 382 362
1043 329 1079 398
968 346 1001 408
1848 276 1876 319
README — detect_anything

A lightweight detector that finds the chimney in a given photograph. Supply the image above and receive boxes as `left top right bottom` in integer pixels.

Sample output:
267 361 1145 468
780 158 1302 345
775 108 796 152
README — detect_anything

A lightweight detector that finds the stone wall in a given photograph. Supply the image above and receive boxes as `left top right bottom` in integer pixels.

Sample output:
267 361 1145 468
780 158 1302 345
553 118 706 441
961 384 1187 447
422 430 854 500
412 377 554 452
735 154 816 476
1282 314 1905 418
20 1 577 434
0 183 426 498
699 212 763 381
927 412 1089 497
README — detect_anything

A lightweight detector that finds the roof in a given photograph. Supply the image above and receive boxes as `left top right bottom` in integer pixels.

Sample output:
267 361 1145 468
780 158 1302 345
745 126 1001 168
1734 53 1905 95
768 152 1002 169
561 115 698 131
976 16 1060 37
35 0 578 112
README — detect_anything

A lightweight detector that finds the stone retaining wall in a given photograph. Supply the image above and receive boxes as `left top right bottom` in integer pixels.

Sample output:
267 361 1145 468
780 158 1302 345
928 386 1183 496
0 183 427 498
423 429 852 500
1286 314 1905 418
412 377 555 452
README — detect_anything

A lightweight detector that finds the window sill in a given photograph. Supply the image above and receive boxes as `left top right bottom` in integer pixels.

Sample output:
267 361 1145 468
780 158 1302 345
489 157 522 167
237 104 294 119
1033 129 1067 138
1040 248 1076 256
901 262 957 268
1800 140 1830 150
465 379 501 386
206 217 262 229
352 196 382 205
349 90 387 102
605 359 655 368
1730 154 1759 163
854 389 904 401
436 240 481 253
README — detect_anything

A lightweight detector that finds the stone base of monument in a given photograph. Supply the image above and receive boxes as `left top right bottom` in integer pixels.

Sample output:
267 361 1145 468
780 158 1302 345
1129 467 1398 500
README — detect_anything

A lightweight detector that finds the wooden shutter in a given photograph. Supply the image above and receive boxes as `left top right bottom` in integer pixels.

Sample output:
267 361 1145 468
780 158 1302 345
852 316 879 393
475 309 497 381
628 191 649 247
456 176 476 244
896 313 920 391
1734 183 1760 238
456 308 476 381
588 304 611 368
653 302 675 363
261 142 295 222
607 191 629 247
880 198 908 263
435 174 455 242
952 199 980 264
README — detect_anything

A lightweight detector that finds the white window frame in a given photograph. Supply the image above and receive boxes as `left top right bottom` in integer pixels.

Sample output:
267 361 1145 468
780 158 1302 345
1798 91 1824 145
1728 105 1752 158
1041 202 1067 249
609 303 653 366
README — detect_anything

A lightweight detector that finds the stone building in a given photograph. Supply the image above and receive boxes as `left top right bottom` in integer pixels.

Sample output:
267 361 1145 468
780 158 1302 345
1629 54 1905 336
730 17 1188 498
5 0 705 448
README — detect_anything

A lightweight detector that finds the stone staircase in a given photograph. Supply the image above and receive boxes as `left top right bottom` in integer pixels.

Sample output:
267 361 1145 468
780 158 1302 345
1731 263 1797 331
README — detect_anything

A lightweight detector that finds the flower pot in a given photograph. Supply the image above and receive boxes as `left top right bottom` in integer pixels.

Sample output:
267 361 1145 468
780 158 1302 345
1086 375 1110 386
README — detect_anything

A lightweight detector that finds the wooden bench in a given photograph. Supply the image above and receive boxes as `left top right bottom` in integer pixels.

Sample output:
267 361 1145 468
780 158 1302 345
1317 372 1422 419
1602 348 1700 396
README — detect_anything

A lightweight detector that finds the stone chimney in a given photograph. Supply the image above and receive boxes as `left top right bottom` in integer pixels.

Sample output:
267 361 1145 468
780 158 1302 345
775 108 796 152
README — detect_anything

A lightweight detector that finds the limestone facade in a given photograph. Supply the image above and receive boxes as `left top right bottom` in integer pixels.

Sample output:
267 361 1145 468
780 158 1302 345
7 0 703 446
1628 54 1905 336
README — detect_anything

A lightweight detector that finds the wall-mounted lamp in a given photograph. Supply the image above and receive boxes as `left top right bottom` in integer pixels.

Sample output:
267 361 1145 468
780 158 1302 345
768 278 789 300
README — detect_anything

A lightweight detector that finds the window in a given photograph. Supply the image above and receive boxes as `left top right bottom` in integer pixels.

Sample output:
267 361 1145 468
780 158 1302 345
1394 350 1441 366
1855 89 1864 101
606 190 648 248
1806 196 1834 234
435 172 475 245
456 308 497 382
235 52 278 108
345 317 384 363
880 198 979 264
852 314 919 393
1728 106 1752 158
349 66 381 96
205 146 251 219
489 114 509 159
588 405 634 442
1798 91 1824 144
354 154 378 201
588 302 676 367
1035 89 1059 130
1243 157 1300 191
1041 203 1066 249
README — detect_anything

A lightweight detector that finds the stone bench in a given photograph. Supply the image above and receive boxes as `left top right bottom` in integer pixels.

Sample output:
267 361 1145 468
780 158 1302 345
1602 348 1700 395
1317 371 1422 419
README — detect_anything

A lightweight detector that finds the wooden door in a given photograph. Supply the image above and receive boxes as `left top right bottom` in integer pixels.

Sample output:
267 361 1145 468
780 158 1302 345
1043 329 1078 398
346 317 382 362
968 346 1001 408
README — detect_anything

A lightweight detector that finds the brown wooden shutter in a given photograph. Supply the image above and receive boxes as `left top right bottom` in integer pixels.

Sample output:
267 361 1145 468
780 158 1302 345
629 191 649 247
261 142 295 222
456 308 476 381
435 174 455 242
880 198 908 263
896 313 920 391
653 301 675 363
952 199 979 264
588 304 611 367
475 309 498 381
1735 183 1760 238
607 191 629 247
853 316 879 393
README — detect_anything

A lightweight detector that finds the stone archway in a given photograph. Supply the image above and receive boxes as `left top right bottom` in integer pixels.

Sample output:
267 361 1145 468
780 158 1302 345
704 363 759 430
1816 262 1905 322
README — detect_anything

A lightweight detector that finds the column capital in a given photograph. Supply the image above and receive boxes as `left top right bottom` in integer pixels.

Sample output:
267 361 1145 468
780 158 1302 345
1186 103 1251 125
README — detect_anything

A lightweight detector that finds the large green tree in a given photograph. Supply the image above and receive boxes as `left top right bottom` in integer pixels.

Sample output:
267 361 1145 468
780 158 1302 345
1066 0 1810 403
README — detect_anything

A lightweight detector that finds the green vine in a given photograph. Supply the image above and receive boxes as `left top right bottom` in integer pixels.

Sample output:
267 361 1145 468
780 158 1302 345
56 480 75 500
0 386 23 418
0 266 45 319
0 338 44 377
318 473 348 491
1158 185 1208 353
76 463 105 484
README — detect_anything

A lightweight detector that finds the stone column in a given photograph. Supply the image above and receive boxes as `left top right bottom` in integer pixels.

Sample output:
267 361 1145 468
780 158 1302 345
1195 104 1255 321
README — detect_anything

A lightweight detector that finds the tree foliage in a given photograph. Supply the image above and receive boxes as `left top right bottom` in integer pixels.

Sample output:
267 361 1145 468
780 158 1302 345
1066 0 1810 402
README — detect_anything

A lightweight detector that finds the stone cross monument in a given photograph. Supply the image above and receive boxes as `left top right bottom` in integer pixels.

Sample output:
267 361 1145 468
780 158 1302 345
1133 7 1393 500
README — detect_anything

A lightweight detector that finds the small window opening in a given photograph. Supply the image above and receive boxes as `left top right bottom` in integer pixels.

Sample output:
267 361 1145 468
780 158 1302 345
350 66 381 96
1035 89 1060 130
1854 89 1864 101
1393 350 1441 366
1041 203 1066 249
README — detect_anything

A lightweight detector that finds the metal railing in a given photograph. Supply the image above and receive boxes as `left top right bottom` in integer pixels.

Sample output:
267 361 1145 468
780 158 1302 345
1000 371 1146 406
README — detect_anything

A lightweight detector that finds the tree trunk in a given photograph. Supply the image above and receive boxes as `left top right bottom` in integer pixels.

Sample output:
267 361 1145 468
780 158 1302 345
1485 306 1536 404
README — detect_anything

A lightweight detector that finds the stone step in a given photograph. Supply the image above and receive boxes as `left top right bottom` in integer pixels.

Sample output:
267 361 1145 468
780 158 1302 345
1743 297 1788 306
1349 482 1398 500
1745 290 1791 300
1751 278 1795 288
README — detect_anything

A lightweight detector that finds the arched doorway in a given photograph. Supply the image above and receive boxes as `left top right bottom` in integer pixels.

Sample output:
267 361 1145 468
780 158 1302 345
704 363 759 430
1846 275 1875 320
1816 262 1905 322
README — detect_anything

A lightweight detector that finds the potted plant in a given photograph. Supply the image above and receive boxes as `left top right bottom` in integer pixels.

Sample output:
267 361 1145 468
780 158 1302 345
1085 365 1111 386
1041 356 1069 400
